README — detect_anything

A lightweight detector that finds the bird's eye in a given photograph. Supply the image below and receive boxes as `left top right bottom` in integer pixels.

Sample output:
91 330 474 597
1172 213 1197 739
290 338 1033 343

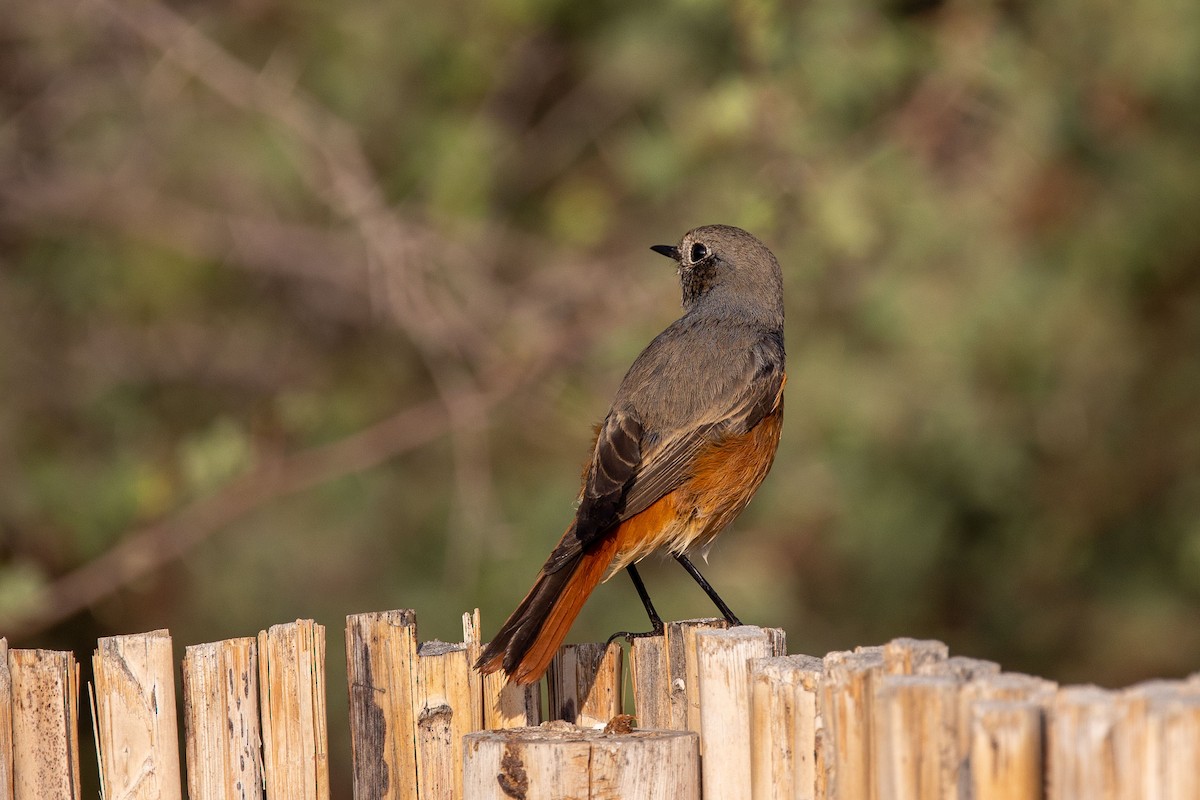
690 243 709 262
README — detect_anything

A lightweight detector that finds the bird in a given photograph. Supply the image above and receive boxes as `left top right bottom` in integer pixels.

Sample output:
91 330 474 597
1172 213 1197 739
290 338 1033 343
476 224 786 684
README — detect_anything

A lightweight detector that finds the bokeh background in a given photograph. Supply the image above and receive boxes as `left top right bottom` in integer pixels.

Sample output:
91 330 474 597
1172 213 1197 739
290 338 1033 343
4 0 1199 794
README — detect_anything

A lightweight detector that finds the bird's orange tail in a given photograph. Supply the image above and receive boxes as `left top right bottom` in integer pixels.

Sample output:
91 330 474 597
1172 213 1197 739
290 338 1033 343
476 529 620 684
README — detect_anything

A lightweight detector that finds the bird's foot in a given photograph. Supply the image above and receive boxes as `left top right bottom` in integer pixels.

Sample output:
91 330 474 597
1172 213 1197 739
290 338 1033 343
606 620 666 646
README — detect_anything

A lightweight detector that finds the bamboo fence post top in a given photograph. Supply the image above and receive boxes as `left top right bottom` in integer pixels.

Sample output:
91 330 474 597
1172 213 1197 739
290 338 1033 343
548 642 622 728
874 674 964 800
345 609 420 800
258 619 329 800
694 626 775 800
462 726 700 800
630 634 670 730
822 647 885 800
883 638 949 675
1048 685 1120 800
970 700 1044 800
749 655 823 800
182 638 262 800
414 638 476 800
0 638 12 800
671 618 729 733
9 648 81 800
92 629 183 800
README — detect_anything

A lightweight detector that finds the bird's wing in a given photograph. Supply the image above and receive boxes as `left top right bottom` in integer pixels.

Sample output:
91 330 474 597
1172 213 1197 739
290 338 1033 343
543 353 784 573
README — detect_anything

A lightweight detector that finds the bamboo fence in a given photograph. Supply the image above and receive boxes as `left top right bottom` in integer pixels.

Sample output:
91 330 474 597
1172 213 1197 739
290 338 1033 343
0 610 1197 799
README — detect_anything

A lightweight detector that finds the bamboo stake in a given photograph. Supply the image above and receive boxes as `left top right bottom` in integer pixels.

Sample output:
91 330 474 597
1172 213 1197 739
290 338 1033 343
917 656 1001 681
1117 680 1200 800
413 640 476 800
182 638 263 800
1047 686 1119 800
92 629 182 800
821 648 884 800
673 619 729 732
695 626 775 800
969 700 1044 800
0 639 12 800
875 674 963 800
959 673 1055 796
9 649 81 800
630 634 670 730
882 638 948 675
1155 689 1200 800
345 610 419 800
462 608 540 730
258 620 329 800
462 727 699 800
749 654 823 800
548 642 622 728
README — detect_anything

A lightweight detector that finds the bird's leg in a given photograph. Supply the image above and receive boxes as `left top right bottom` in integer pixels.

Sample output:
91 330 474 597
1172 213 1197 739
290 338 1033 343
674 553 742 626
606 564 666 645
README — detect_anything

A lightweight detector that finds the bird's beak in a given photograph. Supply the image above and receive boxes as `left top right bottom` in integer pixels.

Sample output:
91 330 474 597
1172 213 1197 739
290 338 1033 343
650 244 680 260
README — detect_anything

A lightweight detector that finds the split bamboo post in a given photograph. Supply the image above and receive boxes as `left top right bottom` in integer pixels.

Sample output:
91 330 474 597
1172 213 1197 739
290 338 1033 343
258 620 329 800
694 626 778 800
882 638 948 675
821 647 884 800
630 634 670 729
749 654 823 800
0 639 12 800
874 674 962 800
970 700 1044 800
463 612 540 730
1153 688 1200 799
674 619 729 732
413 640 477 800
548 642 622 727
345 609 419 800
462 726 700 800
1116 680 1200 800
9 648 81 800
92 629 182 800
182 637 262 800
1047 685 1119 800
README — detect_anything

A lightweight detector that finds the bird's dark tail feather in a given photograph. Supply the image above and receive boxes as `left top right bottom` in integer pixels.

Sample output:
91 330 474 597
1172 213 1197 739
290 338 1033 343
476 529 620 684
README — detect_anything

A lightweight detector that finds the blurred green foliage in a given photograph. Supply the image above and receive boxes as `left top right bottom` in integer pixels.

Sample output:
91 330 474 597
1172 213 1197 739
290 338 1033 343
3 0 1200 793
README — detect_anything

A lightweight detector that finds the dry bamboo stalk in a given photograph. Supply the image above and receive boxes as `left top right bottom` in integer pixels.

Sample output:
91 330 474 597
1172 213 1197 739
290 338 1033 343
481 672 540 730
874 674 962 800
413 640 476 800
695 626 775 800
0 639 12 800
9 648 81 800
882 638 948 675
958 673 1056 795
1047 685 1119 800
345 610 419 800
821 648 884 800
749 654 823 800
462 727 700 800
182 637 262 800
92 629 182 800
673 618 729 733
1117 681 1200 800
630 634 670 729
917 656 1001 681
548 642 622 727
258 620 329 800
1154 688 1200 800
970 700 1044 800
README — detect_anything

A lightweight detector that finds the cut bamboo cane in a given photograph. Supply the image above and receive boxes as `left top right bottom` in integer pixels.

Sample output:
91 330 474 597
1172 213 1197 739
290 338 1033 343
182 637 262 800
92 629 182 800
463 607 540 730
630 634 671 730
821 648 884 800
9 648 81 800
749 654 823 800
548 642 622 728
695 626 775 800
958 673 1055 796
462 727 699 800
874 674 962 800
882 639 948 675
1047 685 1119 800
969 700 1044 800
917 656 1001 681
0 639 12 800
413 640 476 800
258 620 329 800
673 619 729 733
1155 688 1200 800
345 610 419 800
1116 680 1200 800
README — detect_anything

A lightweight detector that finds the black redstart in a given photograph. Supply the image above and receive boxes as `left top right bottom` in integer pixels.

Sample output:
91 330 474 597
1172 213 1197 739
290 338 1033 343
477 224 786 683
